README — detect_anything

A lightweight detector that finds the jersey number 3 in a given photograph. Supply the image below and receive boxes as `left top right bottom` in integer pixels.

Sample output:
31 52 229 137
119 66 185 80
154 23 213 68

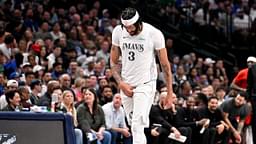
128 51 135 61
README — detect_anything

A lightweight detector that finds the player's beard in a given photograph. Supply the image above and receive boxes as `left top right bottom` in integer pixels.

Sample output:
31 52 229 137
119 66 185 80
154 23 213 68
128 30 136 36
128 24 142 36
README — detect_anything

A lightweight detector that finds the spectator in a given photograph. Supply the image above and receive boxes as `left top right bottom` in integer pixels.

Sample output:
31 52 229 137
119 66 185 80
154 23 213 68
68 61 80 84
51 62 63 80
30 79 42 105
100 85 114 105
231 56 256 92
175 96 207 144
96 40 110 65
47 45 62 70
38 80 60 109
56 90 83 144
0 73 5 95
50 22 65 41
1 90 21 111
187 67 200 88
102 93 132 144
34 22 51 40
146 91 192 144
97 76 109 93
220 92 250 143
0 79 19 109
77 88 111 144
197 96 229 144
24 71 35 90
23 8 39 32
18 86 32 109
215 87 227 105
59 73 72 91
214 59 228 87
72 77 86 103
0 34 17 61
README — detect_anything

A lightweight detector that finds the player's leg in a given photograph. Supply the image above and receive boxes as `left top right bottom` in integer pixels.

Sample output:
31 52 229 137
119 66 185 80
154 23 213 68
120 91 134 126
132 81 156 144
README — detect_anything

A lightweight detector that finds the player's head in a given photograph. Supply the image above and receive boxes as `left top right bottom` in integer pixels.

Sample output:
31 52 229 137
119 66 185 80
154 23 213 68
121 7 142 36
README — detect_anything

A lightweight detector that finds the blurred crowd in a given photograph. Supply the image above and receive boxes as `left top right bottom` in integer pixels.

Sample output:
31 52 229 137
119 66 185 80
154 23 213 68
0 0 254 144
150 0 256 47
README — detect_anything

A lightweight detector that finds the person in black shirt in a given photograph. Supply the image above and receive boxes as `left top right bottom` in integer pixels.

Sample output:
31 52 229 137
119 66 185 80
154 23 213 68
175 96 208 144
197 96 229 144
146 92 192 144
1 90 22 111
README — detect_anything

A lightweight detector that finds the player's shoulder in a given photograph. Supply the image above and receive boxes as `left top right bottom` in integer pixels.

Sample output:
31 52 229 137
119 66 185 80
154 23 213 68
113 25 123 32
143 22 161 31
143 22 163 35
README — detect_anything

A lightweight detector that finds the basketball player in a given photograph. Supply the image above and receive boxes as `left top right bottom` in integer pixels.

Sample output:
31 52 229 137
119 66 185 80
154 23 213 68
110 7 174 144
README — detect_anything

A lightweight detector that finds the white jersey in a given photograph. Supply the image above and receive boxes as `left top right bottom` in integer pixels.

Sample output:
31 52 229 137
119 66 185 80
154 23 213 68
112 22 165 86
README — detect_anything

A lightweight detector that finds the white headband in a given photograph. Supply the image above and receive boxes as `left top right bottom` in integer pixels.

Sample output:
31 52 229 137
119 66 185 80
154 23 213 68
121 11 139 26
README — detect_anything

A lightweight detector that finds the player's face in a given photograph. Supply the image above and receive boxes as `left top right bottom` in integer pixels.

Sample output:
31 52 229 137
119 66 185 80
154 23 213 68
124 25 137 36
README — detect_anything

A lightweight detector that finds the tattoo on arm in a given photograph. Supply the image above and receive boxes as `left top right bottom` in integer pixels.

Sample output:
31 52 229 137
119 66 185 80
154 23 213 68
237 120 244 133
156 50 173 92
110 46 122 84
223 113 236 133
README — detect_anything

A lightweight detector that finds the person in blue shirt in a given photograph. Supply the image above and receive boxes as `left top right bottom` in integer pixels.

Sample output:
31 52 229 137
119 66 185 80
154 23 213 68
102 93 132 144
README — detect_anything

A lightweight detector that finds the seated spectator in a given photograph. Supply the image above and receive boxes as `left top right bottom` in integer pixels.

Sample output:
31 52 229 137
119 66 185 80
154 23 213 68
220 91 250 143
0 79 19 109
195 93 208 109
175 96 208 144
38 80 60 109
197 96 229 144
30 79 42 105
77 88 111 144
215 87 227 105
18 86 32 109
56 90 83 144
73 77 86 103
102 93 132 144
146 92 192 144
1 90 21 111
99 85 113 105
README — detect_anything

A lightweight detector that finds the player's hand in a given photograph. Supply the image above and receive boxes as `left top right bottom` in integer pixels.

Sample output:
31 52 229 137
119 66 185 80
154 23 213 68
119 81 134 97
163 94 173 109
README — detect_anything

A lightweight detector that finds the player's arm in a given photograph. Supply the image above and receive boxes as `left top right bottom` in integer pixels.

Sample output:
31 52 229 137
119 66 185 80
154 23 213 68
110 44 122 83
156 48 173 105
110 44 134 97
